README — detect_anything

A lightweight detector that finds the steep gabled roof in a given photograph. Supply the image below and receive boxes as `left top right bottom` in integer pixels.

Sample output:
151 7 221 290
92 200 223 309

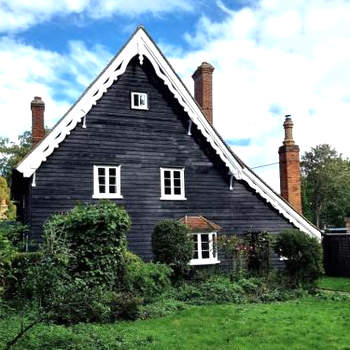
16 26 321 240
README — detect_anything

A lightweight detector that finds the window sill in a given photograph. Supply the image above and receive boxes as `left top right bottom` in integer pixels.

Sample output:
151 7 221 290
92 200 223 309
189 259 220 266
160 196 187 201
92 194 124 199
131 107 149 110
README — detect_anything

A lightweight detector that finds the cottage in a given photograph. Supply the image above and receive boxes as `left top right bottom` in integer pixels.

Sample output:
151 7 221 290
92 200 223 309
12 26 320 266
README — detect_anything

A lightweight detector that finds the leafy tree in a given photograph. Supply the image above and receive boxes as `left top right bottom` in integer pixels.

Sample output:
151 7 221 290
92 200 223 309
301 144 350 228
0 177 16 220
0 131 32 184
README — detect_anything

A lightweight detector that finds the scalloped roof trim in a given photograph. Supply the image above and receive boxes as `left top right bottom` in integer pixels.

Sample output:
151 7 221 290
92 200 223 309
16 27 321 240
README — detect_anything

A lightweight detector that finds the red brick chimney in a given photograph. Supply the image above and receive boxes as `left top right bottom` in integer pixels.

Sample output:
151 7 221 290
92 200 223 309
31 96 45 146
279 115 302 214
192 62 214 125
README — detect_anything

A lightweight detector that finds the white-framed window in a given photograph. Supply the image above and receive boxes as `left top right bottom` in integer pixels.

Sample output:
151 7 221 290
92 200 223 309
131 92 148 110
160 168 186 200
93 165 123 199
190 232 220 265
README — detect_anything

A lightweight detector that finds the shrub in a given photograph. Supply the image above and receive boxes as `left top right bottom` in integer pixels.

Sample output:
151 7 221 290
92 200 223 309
0 225 17 297
21 201 132 325
4 252 42 298
273 229 323 288
139 298 188 319
216 234 248 278
244 231 271 276
152 220 192 278
125 258 172 302
44 200 131 288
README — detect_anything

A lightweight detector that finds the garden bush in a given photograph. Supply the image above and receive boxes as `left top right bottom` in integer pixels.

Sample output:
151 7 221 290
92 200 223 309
43 200 131 288
125 255 172 302
244 231 271 276
20 201 133 325
4 251 42 299
273 229 323 288
152 220 192 278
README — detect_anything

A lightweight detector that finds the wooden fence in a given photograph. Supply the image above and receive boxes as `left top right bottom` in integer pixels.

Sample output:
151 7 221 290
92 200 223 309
323 234 350 277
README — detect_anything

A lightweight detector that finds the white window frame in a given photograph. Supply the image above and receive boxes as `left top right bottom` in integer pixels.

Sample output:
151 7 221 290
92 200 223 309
93 165 123 199
160 167 186 200
131 92 148 110
190 232 220 266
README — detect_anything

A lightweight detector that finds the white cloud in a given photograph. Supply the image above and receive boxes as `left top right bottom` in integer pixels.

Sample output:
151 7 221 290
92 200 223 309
1 0 350 194
168 0 350 191
0 37 111 141
0 0 194 32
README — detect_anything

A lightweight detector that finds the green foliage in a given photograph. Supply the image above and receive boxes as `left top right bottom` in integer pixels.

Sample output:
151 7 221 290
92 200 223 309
139 298 188 319
44 200 131 288
20 201 132 325
301 144 350 228
0 221 28 250
0 131 32 184
152 220 192 278
125 259 172 302
4 252 41 298
274 229 324 287
0 226 17 297
216 234 247 278
244 231 271 276
0 177 16 220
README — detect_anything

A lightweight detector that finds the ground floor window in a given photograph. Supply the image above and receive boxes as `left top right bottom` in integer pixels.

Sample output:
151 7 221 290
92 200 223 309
190 232 220 265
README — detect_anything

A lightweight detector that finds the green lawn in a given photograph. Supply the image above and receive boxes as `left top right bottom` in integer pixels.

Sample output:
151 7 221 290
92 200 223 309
2 297 350 349
318 276 350 292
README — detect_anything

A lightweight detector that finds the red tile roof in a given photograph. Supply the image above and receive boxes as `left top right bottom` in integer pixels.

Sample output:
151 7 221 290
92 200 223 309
179 216 222 232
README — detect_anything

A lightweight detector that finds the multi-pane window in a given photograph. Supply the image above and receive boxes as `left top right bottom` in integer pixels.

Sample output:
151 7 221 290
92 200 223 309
131 92 148 110
160 168 186 200
190 232 219 265
93 165 123 199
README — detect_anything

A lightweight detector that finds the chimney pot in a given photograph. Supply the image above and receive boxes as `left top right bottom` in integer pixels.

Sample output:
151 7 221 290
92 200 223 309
192 62 214 124
31 96 45 146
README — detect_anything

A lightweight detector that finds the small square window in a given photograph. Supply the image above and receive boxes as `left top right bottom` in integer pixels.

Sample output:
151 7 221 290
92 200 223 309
93 165 123 199
160 168 186 200
131 92 148 110
189 232 220 265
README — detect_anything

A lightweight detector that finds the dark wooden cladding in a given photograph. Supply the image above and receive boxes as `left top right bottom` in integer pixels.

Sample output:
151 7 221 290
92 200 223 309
21 56 294 264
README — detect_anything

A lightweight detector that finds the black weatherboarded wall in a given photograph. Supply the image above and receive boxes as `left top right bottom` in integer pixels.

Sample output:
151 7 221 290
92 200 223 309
27 56 295 263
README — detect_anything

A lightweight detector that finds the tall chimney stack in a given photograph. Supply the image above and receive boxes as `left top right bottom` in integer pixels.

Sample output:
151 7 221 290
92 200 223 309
192 62 214 124
278 115 302 214
31 96 45 146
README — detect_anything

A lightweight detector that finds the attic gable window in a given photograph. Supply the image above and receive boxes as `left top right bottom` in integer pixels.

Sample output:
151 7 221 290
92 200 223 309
190 232 219 265
160 168 186 200
93 165 123 199
131 92 148 110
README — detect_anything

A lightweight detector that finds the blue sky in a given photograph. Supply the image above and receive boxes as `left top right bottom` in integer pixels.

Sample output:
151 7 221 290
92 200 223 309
1 0 350 191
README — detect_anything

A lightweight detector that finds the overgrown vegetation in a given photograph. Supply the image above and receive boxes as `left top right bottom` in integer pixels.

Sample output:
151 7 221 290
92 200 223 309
152 220 192 278
1 209 326 348
273 229 323 287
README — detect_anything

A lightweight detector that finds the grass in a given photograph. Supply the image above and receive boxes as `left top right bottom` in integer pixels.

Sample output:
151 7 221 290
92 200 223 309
2 297 350 349
318 276 350 292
